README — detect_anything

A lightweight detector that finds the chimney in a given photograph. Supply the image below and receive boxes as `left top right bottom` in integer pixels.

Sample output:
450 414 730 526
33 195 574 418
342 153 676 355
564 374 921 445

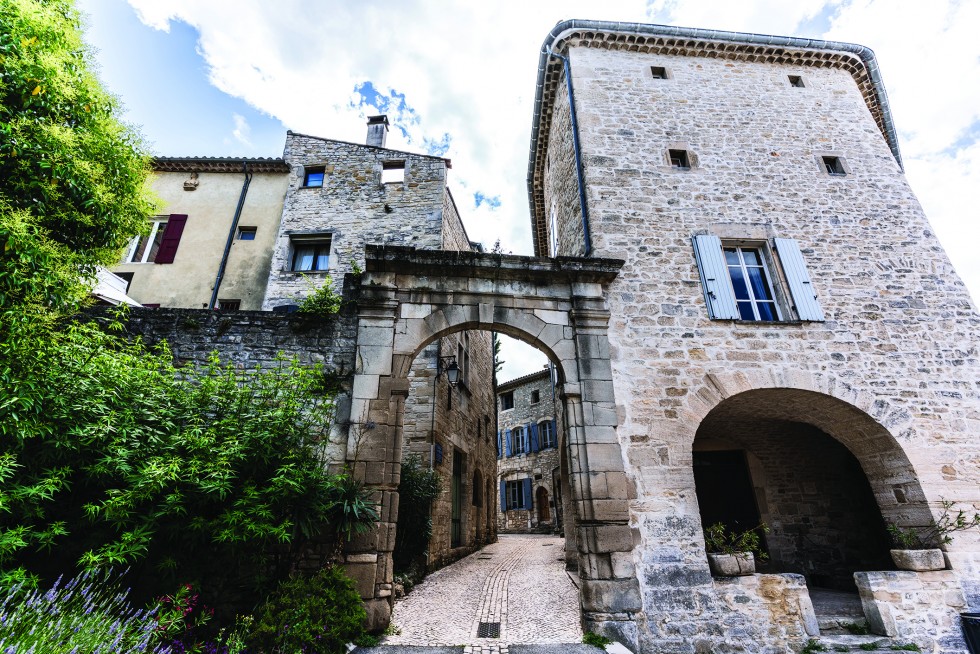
366 115 389 148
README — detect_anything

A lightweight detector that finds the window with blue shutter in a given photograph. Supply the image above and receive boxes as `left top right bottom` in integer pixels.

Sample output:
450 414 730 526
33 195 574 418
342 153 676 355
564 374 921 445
773 238 825 321
522 478 533 510
529 423 540 452
692 234 739 320
504 429 512 457
500 480 508 512
496 431 502 459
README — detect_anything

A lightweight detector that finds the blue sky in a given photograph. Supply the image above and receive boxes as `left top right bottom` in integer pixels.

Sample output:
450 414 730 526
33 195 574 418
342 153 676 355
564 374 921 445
76 0 980 382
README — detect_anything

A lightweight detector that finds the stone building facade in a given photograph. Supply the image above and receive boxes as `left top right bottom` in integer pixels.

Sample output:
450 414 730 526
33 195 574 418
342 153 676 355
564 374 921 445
523 19 980 653
496 369 563 533
112 157 290 310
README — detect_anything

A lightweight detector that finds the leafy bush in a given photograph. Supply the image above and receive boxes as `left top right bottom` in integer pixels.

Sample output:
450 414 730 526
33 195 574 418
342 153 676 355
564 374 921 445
393 456 442 572
297 276 343 316
249 565 367 654
703 522 770 561
582 631 612 648
0 568 165 653
0 317 378 604
887 499 980 549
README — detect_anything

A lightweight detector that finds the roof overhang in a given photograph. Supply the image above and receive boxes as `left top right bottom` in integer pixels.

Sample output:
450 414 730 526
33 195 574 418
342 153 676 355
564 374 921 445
152 157 290 174
526 20 903 256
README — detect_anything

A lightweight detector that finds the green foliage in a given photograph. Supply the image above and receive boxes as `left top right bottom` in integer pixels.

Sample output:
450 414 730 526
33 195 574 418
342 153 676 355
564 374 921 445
0 318 378 600
493 333 504 375
801 639 827 654
582 631 612 648
0 568 165 653
843 621 870 635
887 499 980 549
834 647 849 653
889 644 920 652
249 565 367 654
297 275 342 316
703 522 770 561
393 456 442 572
858 644 877 651
350 259 364 277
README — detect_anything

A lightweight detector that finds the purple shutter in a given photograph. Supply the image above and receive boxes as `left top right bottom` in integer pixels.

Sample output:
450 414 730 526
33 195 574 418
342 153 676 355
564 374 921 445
153 214 187 264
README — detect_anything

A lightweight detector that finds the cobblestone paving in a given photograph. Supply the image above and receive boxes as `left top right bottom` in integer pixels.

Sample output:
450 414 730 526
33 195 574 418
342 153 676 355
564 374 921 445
383 534 582 653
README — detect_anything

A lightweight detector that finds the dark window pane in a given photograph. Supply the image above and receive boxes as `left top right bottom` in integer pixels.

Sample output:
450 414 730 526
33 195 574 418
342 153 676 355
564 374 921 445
130 235 149 263
741 249 761 266
148 222 167 262
724 248 740 265
747 266 773 301
757 302 777 321
737 302 755 320
728 266 750 300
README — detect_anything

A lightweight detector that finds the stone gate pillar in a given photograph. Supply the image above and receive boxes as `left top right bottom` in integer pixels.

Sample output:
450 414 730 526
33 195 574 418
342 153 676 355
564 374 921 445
567 296 642 647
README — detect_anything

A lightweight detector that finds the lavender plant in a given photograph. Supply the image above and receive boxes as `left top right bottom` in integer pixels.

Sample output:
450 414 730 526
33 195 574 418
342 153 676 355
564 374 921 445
0 568 170 653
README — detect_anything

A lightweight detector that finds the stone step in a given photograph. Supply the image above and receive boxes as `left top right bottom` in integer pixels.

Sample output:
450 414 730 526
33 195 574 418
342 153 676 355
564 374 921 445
817 614 872 635
807 633 919 653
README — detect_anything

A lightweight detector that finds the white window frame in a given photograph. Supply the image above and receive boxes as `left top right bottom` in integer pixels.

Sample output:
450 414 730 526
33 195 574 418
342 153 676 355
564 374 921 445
511 426 527 455
723 245 784 322
124 219 167 264
506 480 526 510
289 235 332 272
540 420 557 449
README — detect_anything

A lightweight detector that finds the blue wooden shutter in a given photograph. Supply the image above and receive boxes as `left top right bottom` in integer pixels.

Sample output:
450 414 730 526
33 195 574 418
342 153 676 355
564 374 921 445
774 238 824 321
523 478 533 510
154 214 187 264
500 480 508 512
529 423 540 452
692 234 739 320
504 429 512 457
551 419 557 447
497 431 502 459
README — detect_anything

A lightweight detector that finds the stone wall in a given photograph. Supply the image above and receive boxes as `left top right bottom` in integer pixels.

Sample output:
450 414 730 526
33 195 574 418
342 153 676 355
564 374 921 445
539 43 980 653
262 132 450 309
497 370 563 533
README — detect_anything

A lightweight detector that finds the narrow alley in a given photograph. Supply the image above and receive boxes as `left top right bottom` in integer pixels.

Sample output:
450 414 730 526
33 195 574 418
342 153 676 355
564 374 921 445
382 534 582 652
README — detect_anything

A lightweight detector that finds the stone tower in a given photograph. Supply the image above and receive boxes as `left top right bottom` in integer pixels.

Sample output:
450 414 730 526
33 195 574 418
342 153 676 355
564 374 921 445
529 20 980 653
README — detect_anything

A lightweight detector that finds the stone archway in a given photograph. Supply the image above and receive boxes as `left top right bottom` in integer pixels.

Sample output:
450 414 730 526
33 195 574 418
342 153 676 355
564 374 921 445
343 246 641 643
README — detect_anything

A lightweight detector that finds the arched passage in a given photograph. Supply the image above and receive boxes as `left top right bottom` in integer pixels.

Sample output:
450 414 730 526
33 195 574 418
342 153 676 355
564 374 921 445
692 388 930 590
344 245 640 642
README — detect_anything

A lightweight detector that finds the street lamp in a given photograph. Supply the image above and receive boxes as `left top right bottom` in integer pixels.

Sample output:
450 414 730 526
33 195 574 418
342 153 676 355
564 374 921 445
438 355 460 409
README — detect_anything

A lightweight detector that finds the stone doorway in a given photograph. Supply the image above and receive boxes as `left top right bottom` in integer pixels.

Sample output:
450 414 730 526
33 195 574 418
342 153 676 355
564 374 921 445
536 486 551 524
342 246 641 645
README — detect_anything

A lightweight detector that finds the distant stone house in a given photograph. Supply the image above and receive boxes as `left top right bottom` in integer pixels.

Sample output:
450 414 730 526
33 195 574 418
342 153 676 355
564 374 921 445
496 368 563 533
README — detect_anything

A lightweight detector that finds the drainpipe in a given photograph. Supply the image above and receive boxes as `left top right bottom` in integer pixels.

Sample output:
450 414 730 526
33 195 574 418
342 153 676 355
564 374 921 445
209 161 253 309
546 48 592 257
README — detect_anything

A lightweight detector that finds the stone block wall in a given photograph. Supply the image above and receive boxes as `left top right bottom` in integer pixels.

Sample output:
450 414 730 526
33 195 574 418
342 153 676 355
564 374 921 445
497 369 563 533
539 43 980 652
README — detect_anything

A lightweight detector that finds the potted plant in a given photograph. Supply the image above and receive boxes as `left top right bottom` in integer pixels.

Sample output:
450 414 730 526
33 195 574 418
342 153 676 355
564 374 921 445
703 522 770 577
887 499 980 572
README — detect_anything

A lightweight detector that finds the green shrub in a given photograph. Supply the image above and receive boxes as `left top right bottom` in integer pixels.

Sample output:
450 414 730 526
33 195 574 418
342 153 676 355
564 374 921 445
297 276 343 316
703 522 770 561
249 565 367 654
393 456 442 572
0 568 165 653
582 631 612 648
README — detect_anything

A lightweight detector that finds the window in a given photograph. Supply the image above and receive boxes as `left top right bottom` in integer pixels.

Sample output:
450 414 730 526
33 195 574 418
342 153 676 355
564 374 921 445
303 166 325 187
822 156 846 176
504 479 530 511
218 299 241 311
540 420 557 449
530 390 540 404
692 234 825 322
650 66 669 79
457 333 470 387
237 226 257 240
788 75 805 88
382 161 405 184
500 391 514 411
124 215 186 264
511 427 528 456
290 235 331 272
724 247 781 321
668 149 691 169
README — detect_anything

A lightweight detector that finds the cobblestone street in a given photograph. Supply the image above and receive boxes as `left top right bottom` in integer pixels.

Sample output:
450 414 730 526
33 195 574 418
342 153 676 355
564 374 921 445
383 534 582 652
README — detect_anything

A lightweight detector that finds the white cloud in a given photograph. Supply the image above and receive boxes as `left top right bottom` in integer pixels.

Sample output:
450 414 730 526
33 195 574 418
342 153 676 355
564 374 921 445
124 0 980 376
231 113 252 147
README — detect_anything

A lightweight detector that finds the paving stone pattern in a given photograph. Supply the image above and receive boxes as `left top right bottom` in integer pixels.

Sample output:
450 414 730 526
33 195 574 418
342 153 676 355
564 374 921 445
384 535 582 651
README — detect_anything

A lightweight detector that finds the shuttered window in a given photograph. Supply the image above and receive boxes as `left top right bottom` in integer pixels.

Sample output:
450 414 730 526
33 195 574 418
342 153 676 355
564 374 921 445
693 234 824 322
125 215 186 264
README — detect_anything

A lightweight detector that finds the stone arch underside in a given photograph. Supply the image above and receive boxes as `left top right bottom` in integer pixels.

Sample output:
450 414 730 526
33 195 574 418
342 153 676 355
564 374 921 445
345 246 642 645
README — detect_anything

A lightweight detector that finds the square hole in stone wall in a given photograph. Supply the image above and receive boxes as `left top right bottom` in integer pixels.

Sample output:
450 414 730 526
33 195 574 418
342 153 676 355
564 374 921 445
650 66 669 79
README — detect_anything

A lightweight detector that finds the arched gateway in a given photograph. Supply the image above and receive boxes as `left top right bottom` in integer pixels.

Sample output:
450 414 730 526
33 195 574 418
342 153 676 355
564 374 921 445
343 245 641 639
